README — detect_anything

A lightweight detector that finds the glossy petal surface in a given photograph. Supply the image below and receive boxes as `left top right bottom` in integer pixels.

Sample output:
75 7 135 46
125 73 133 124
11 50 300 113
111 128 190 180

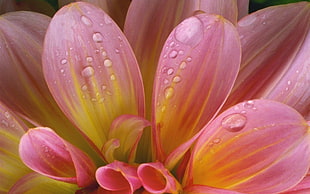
125 0 240 116
153 14 241 159
96 161 141 193
187 100 310 193
184 185 243 194
224 2 310 117
19 127 96 187
9 172 78 194
43 2 144 150
0 102 30 193
138 162 182 194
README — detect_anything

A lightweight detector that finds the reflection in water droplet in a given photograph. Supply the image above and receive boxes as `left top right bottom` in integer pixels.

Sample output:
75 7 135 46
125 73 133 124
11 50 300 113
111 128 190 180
61 59 67 65
81 15 92 26
164 87 174 99
167 68 174 75
81 66 95 78
244 100 255 109
104 59 113 67
221 113 247 132
93 32 103 43
174 16 203 47
169 50 178 58
180 61 187 69
173 76 182 83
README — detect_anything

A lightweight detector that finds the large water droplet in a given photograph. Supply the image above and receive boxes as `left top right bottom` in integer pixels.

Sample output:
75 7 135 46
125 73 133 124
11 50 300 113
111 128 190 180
81 15 92 26
104 59 113 67
164 87 174 99
81 66 95 78
174 16 203 47
169 50 178 58
93 32 103 43
221 113 247 132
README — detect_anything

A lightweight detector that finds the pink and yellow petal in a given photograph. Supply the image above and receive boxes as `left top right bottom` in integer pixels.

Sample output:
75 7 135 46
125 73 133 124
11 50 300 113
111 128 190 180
0 11 93 153
184 185 244 194
125 0 240 116
152 14 241 159
43 2 144 151
282 174 310 193
96 161 141 193
0 102 31 192
137 162 182 194
224 2 310 117
9 172 78 194
187 100 310 193
103 115 150 163
19 127 96 187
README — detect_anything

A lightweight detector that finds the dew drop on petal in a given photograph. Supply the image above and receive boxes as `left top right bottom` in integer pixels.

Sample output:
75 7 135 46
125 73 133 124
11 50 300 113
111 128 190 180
110 74 116 81
180 61 187 69
164 87 174 100
61 59 67 65
81 85 88 91
86 56 93 62
81 66 95 78
169 50 178 58
104 59 113 67
186 57 192 62
213 138 221 144
167 68 174 75
93 32 103 43
81 15 92 26
174 16 203 47
243 100 255 109
173 76 182 83
221 113 247 132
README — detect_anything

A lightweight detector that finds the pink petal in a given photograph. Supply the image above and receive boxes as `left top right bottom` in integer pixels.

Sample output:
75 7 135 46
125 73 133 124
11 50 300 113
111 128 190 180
0 11 92 150
282 175 310 194
8 172 78 193
186 100 310 193
0 102 31 192
125 0 240 116
43 2 145 151
237 0 249 20
19 127 96 187
102 115 150 163
77 0 131 29
152 14 241 160
137 162 182 194
184 184 243 194
224 2 310 117
96 161 141 193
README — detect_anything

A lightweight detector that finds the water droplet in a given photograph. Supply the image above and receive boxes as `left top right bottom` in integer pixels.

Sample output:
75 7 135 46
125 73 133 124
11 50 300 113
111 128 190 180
110 74 116 80
164 79 169 84
180 61 187 69
86 56 93 62
164 87 174 99
93 32 103 43
186 57 192 62
102 51 107 57
115 48 120 54
104 14 112 24
81 85 88 91
101 85 107 90
243 100 255 109
175 16 203 47
173 76 182 83
60 69 65 74
221 113 247 132
4 111 10 118
167 68 174 75
287 80 291 85
104 59 113 67
169 41 175 47
213 138 221 144
178 50 184 55
81 66 95 78
169 50 178 58
81 15 92 26
61 59 67 65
